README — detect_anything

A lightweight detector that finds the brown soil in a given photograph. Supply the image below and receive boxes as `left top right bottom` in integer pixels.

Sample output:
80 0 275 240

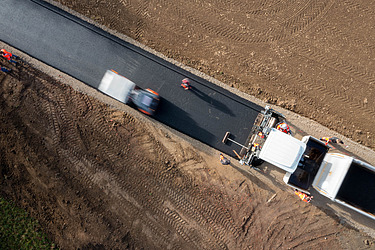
0 54 372 249
56 0 375 150
1 0 375 249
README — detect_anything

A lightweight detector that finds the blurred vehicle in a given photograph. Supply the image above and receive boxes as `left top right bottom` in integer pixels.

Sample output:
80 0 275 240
99 70 160 115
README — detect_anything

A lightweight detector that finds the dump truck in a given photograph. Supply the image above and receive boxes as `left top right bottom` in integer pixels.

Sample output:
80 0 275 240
312 153 375 220
99 70 160 116
223 105 375 220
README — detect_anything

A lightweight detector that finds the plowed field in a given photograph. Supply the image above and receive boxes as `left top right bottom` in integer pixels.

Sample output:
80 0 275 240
1 0 375 249
55 0 375 150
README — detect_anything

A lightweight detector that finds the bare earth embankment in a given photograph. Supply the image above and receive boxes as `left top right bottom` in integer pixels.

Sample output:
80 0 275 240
1 0 375 249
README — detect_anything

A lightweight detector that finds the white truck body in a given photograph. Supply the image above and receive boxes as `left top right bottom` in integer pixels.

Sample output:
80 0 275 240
263 132 375 219
312 153 352 199
313 154 375 220
259 129 306 173
228 106 375 219
98 70 135 104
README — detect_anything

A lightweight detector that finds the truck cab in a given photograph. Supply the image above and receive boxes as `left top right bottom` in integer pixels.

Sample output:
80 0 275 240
256 128 329 193
98 70 160 116
224 105 375 219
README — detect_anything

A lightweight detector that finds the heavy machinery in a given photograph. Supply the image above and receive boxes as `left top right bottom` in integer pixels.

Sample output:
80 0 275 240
99 70 160 116
223 105 375 220
222 105 286 167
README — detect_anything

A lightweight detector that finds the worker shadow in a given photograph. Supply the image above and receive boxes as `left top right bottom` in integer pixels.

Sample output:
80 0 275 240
155 98 216 145
189 86 235 117
229 163 276 193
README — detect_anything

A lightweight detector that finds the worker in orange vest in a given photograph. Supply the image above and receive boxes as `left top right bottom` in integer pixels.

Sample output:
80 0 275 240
276 121 292 135
1 49 19 64
219 153 230 165
294 189 313 203
181 78 191 90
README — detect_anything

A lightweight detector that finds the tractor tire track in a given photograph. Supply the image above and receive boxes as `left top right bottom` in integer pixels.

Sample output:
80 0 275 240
40 80 239 248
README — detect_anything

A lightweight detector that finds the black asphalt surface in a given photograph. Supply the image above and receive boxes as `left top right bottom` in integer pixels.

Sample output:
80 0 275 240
0 0 262 157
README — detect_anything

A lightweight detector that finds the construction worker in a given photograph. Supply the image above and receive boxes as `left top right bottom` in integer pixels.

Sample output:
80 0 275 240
276 121 292 135
320 136 344 146
0 66 11 73
181 78 191 90
1 49 19 64
219 153 230 165
294 189 313 203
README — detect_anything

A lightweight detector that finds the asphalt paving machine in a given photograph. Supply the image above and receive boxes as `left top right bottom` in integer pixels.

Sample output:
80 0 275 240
222 105 286 167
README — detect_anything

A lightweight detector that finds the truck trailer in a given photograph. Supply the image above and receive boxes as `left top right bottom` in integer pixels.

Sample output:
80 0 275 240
313 153 375 219
223 106 375 220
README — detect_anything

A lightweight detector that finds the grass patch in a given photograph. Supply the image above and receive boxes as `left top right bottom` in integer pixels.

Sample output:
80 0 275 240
0 197 55 249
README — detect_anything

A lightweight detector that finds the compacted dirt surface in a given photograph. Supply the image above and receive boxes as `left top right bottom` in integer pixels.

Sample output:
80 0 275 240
0 57 373 249
1 0 375 249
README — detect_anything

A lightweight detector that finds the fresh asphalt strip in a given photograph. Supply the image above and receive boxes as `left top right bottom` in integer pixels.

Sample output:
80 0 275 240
1 0 262 157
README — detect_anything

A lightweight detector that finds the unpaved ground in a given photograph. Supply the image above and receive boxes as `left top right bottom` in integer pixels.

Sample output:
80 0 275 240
1 0 375 249
55 0 375 150
0 57 373 248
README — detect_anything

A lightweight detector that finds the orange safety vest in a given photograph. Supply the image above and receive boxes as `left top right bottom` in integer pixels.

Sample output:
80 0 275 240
220 154 225 161
320 137 331 145
276 122 290 134
1 49 12 60
295 190 311 203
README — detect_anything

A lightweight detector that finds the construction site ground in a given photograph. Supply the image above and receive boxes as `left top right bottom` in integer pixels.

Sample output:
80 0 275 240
1 0 375 249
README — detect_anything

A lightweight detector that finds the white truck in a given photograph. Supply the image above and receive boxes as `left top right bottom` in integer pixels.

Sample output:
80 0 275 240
223 106 375 220
99 70 160 116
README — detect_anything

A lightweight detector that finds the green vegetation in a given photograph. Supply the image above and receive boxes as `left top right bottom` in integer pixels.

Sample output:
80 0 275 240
0 197 55 249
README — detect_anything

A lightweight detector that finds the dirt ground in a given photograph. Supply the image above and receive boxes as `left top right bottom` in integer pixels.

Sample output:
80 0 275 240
54 0 375 151
1 0 375 249
0 57 373 249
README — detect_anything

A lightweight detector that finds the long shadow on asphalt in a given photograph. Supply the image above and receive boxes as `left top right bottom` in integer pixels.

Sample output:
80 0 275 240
189 86 235 117
155 98 216 145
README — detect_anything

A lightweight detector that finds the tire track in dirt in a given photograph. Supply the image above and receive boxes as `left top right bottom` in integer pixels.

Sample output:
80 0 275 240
48 109 174 247
128 132 242 247
259 201 339 249
118 0 332 44
320 23 375 52
284 40 375 116
131 0 148 40
40 80 241 248
224 0 286 16
343 0 375 17
203 26 375 126
129 150 233 248
0 73 6 86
